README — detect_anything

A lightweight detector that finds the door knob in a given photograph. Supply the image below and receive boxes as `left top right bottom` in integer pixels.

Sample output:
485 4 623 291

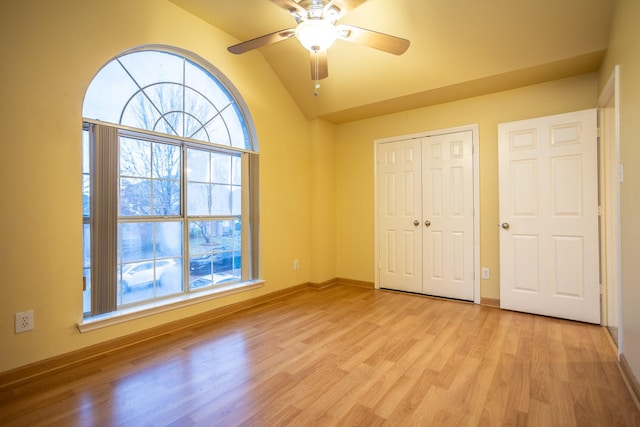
425 220 431 227
501 222 510 230
414 220 420 227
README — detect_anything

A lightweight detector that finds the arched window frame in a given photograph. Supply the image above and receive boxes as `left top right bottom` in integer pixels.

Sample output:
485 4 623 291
81 46 260 324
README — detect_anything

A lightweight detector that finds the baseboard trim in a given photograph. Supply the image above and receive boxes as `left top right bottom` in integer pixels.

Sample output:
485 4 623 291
620 353 640 411
308 278 340 289
336 277 375 289
0 280 358 392
480 297 500 308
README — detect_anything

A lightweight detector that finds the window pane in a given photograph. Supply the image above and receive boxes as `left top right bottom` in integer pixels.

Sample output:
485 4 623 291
231 186 241 215
120 222 154 262
120 140 181 217
189 221 214 255
119 258 182 305
153 143 180 179
204 115 231 146
211 152 231 184
152 180 180 216
118 51 184 90
82 175 91 217
120 178 151 216
188 220 214 287
118 220 184 305
82 60 140 124
213 219 241 276
184 86 215 141
184 60 234 108
120 138 151 178
211 185 231 215
188 219 240 290
144 84 184 136
120 91 164 132
156 221 182 258
231 156 241 185
187 182 210 216
157 259 183 296
222 105 248 149
187 149 210 182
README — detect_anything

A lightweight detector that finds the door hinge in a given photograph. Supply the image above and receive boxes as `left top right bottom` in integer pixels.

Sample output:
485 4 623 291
600 284 604 295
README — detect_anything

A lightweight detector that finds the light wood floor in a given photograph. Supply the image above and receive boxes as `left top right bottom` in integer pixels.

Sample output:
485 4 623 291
1 285 639 426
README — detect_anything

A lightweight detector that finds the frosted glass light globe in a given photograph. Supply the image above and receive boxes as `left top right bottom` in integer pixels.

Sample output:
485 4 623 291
295 19 337 52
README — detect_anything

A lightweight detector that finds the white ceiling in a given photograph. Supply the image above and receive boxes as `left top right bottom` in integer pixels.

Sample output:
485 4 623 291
170 0 613 123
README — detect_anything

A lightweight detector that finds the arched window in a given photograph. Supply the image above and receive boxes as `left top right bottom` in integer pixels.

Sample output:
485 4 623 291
81 47 259 319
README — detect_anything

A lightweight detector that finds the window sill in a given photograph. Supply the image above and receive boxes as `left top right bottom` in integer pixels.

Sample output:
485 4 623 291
77 279 265 333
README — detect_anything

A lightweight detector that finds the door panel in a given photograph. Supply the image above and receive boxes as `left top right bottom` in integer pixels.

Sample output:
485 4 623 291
423 131 474 300
499 109 599 323
377 139 422 293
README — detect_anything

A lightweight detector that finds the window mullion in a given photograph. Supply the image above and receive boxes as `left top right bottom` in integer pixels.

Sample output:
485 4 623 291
182 144 190 293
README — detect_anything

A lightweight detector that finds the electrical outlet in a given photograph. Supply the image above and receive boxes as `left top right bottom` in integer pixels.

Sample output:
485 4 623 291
293 259 300 270
481 268 490 280
15 310 34 334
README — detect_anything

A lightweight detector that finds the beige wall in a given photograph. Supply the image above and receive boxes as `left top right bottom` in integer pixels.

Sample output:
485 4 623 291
599 0 640 384
334 74 599 299
0 0 316 373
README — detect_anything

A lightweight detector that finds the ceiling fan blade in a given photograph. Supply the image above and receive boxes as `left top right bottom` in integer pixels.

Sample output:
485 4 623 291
227 29 296 54
270 0 307 16
310 49 329 80
336 24 410 55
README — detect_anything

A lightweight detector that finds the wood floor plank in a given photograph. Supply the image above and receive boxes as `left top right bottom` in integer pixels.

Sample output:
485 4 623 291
1 286 639 426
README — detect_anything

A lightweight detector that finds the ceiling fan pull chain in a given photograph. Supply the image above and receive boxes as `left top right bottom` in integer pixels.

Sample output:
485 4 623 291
313 48 321 96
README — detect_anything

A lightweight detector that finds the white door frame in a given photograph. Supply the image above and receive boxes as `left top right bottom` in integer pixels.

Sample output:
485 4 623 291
374 124 480 304
598 65 622 356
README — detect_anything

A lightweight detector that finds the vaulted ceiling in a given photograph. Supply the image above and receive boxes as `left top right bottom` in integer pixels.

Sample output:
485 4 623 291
170 0 613 123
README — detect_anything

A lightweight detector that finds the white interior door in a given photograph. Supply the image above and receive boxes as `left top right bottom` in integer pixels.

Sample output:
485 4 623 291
498 109 600 323
377 138 423 293
422 131 474 300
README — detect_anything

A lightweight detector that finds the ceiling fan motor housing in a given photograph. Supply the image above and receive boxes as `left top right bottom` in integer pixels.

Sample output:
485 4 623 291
297 0 340 22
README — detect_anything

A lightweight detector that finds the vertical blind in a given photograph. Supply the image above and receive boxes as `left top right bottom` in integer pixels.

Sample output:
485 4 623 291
90 124 119 315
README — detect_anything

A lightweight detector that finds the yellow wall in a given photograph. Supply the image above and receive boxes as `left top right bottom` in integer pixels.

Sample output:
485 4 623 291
599 0 640 384
309 119 338 283
0 0 315 373
334 74 599 299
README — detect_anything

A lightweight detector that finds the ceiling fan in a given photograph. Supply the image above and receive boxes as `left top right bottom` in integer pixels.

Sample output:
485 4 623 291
227 0 410 84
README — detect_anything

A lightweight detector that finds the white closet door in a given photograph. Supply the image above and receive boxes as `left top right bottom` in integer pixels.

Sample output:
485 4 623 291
377 139 423 293
422 131 475 300
498 109 600 323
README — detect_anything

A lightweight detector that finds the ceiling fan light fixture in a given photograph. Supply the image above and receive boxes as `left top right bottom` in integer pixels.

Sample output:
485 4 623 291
295 19 337 52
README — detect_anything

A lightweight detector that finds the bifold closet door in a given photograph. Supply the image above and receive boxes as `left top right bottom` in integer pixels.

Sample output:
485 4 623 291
377 131 474 301
377 138 423 293
422 131 474 301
